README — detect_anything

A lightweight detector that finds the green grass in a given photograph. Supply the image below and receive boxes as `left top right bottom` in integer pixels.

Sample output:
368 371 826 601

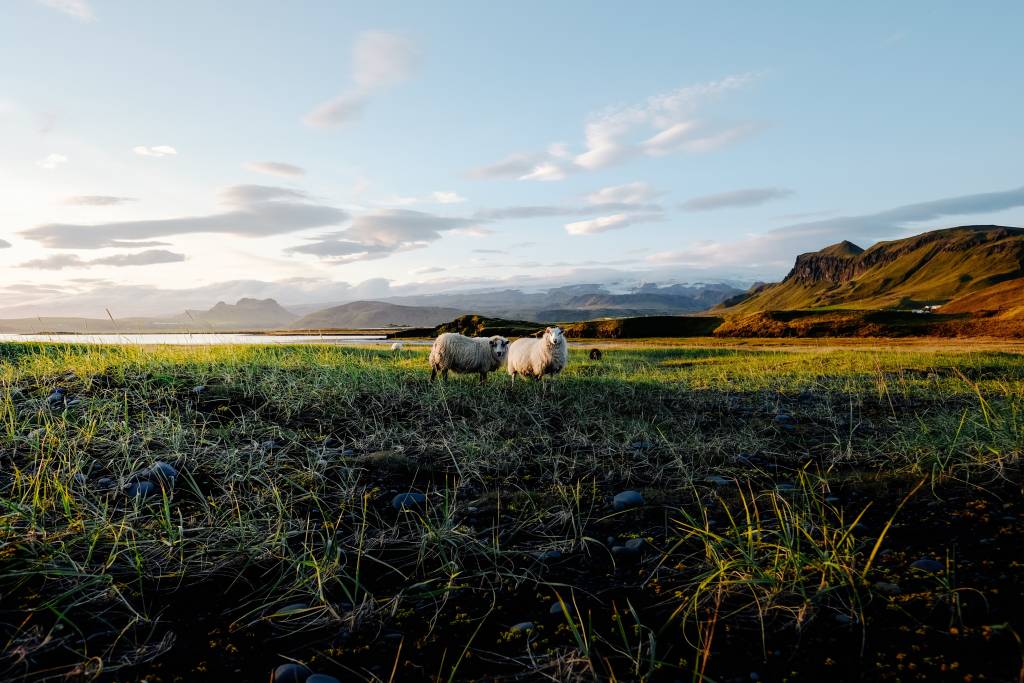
1 341 1023 681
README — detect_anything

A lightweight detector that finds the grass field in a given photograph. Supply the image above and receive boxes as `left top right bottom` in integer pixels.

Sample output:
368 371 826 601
2 341 1024 682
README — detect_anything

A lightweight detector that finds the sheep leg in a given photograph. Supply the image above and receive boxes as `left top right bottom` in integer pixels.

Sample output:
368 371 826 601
479 371 487 383
430 367 437 381
442 369 449 381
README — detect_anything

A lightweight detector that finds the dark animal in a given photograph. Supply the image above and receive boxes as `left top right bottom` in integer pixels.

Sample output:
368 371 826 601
589 348 603 361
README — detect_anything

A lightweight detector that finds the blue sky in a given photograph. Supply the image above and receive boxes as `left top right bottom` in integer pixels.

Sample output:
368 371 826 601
1 1 1023 316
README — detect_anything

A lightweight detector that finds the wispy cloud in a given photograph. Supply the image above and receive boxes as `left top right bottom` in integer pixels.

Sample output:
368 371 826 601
62 195 136 206
565 212 663 236
469 74 760 181
375 190 467 206
36 0 94 21
22 185 349 248
587 181 660 205
134 145 177 157
244 161 306 178
680 187 794 211
36 153 68 169
18 249 185 271
304 31 420 128
287 209 481 264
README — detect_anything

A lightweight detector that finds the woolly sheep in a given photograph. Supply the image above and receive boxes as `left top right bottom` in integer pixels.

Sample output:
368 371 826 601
429 332 510 383
391 342 404 351
506 326 569 381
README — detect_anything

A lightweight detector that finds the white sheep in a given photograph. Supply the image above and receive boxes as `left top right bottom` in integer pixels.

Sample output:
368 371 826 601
506 326 569 382
429 333 510 383
390 342 404 351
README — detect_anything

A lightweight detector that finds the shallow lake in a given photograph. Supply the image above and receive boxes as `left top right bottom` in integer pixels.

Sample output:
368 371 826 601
0 333 397 346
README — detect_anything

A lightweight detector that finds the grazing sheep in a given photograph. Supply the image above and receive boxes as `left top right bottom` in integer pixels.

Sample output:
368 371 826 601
589 348 603 361
507 326 569 382
429 333 510 383
391 342 404 351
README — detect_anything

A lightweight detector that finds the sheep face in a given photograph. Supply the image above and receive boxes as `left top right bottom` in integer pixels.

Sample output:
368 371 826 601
489 336 510 362
543 326 565 347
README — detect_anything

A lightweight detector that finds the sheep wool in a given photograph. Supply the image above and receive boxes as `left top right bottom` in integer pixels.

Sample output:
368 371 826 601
429 333 510 382
391 342 404 351
506 326 569 381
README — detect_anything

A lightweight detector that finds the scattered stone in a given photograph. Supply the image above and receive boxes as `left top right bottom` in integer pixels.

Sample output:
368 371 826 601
94 476 116 492
260 438 285 454
26 427 46 442
705 475 731 487
73 472 87 486
323 436 344 449
46 388 68 410
824 496 841 504
271 663 312 683
873 581 902 596
538 549 563 562
510 621 535 633
392 492 426 510
147 461 178 483
125 480 156 500
910 558 944 573
773 413 795 425
549 601 564 615
190 385 207 395
775 483 797 493
834 613 855 625
612 539 647 561
306 675 341 683
629 440 653 451
612 490 644 511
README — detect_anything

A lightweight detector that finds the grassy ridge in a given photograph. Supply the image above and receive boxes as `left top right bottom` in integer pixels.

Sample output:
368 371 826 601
2 342 1023 681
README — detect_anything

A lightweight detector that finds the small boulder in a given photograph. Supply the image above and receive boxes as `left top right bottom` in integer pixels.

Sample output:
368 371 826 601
629 440 653 451
46 388 68 410
537 549 563 562
94 476 116 492
125 480 156 500
306 675 341 683
705 475 731 487
873 581 902 596
510 621 535 633
910 558 944 573
392 492 426 510
612 490 644 511
270 663 312 683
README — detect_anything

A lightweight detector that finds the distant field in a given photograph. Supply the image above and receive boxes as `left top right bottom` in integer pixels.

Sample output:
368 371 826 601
2 341 1023 681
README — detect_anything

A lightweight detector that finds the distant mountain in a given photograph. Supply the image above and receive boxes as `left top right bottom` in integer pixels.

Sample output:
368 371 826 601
182 298 298 328
720 226 1024 314
292 301 465 329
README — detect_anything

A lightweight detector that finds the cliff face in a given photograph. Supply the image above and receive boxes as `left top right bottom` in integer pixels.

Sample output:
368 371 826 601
723 225 1024 314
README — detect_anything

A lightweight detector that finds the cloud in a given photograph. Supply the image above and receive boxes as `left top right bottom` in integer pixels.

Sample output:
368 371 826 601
565 212 664 236
244 161 306 178
0 239 10 249
587 181 660 205
474 201 663 221
649 185 1024 271
37 153 68 169
134 145 177 157
470 74 759 180
22 184 349 248
287 209 480 264
413 266 445 275
376 190 467 206
62 195 136 206
304 31 420 129
680 187 795 212
18 249 185 271
36 0 93 21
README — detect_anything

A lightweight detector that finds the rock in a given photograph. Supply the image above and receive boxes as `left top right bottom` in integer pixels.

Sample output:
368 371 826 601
306 675 341 683
190 385 207 395
147 461 178 484
549 601 564 615
775 483 797 493
834 613 854 625
612 490 644 511
624 538 647 552
510 621 535 633
773 413 795 425
125 480 156 500
73 472 87 486
910 558 944 573
46 388 68 410
323 436 344 449
26 428 46 442
392 492 426 510
270 663 312 683
383 632 403 643
612 539 647 561
260 438 284 454
705 475 731 487
630 440 653 451
538 549 563 562
873 581 902 596
824 496 840 504
94 476 116 491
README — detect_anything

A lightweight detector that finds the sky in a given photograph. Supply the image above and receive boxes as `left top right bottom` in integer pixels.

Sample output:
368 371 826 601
2 1 1023 317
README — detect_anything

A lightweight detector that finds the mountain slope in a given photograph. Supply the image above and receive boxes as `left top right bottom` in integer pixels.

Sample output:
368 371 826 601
293 301 464 329
721 226 1024 314
181 298 298 327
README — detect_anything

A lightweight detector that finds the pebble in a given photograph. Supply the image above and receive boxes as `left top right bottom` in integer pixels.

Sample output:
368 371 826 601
94 476 116 491
26 428 46 442
910 558 944 573
392 492 426 510
271 663 312 683
46 388 68 410
773 413 795 425
306 675 341 683
549 601 564 615
537 549 563 562
73 472 87 486
630 440 654 451
611 538 647 561
260 438 284 454
125 480 156 500
613 490 644 511
873 581 902 596
705 475 731 487
146 461 178 484
510 621 535 633
824 496 841 504
834 613 854 625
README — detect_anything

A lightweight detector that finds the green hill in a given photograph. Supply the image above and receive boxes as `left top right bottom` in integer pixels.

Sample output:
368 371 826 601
721 225 1024 314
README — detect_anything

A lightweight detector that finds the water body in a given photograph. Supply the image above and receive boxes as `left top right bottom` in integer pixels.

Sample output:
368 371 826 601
0 333 395 346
